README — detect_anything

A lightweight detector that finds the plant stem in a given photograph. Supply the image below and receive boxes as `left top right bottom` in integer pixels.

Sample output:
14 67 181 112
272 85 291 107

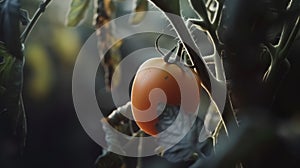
163 13 214 90
20 0 52 43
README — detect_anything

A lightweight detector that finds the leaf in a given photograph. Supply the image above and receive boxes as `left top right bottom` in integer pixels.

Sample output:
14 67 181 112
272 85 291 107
101 102 134 154
155 104 213 163
130 0 148 24
66 0 91 27
0 43 27 155
95 151 125 168
0 1 26 157
106 102 132 134
19 9 30 26
0 0 23 59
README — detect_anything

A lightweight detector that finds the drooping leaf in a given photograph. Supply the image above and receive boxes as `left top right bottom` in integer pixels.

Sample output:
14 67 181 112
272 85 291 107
0 0 22 59
101 118 128 155
155 104 213 163
100 102 135 155
106 101 133 134
0 43 26 156
66 0 91 27
130 0 148 24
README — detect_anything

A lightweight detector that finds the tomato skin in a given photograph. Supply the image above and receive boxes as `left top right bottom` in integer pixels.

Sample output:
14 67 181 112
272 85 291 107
131 57 201 136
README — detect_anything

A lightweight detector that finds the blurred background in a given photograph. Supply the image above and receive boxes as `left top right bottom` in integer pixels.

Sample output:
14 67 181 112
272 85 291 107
21 0 99 167
15 0 300 167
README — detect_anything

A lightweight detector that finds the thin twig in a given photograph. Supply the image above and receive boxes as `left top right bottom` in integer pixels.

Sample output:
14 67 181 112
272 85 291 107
201 83 229 137
20 0 52 43
212 119 223 147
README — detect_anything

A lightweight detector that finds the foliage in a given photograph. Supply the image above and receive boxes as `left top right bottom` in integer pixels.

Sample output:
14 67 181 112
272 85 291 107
72 0 300 167
66 0 91 27
1 1 51 166
95 151 125 168
0 0 26 158
155 104 213 164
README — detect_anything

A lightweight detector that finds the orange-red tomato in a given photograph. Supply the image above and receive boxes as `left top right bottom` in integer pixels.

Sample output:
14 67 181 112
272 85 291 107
131 57 201 136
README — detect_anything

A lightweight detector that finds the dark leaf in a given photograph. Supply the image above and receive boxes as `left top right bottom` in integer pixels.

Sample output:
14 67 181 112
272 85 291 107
106 102 133 135
101 102 134 154
0 43 26 157
95 151 125 168
0 1 26 157
19 9 30 26
155 104 212 163
0 0 23 59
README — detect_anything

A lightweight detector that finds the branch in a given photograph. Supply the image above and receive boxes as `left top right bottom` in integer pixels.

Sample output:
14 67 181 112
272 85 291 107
264 0 300 83
20 0 52 43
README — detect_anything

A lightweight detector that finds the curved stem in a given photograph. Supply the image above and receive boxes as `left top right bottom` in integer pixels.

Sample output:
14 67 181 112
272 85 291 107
201 83 229 138
162 12 213 90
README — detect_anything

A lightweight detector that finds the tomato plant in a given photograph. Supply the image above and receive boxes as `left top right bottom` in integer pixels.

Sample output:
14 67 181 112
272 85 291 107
1 0 300 168
65 0 300 167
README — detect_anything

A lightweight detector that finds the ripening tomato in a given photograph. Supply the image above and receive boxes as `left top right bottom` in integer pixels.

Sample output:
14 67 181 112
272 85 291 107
131 57 201 136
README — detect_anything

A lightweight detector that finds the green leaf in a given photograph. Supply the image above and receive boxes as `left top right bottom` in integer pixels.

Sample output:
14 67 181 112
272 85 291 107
0 43 27 155
66 0 91 27
130 0 148 24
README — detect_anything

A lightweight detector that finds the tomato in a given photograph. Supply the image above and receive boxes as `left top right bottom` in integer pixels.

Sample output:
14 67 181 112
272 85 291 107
131 57 201 136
